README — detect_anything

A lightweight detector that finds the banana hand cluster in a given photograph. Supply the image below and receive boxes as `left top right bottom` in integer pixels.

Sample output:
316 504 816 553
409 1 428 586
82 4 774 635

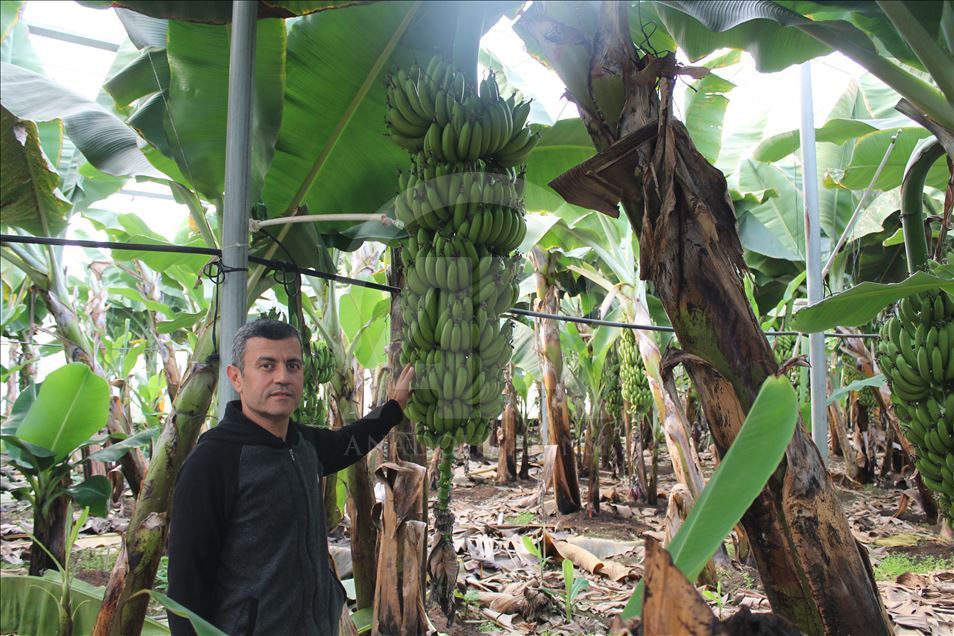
619 328 653 418
877 286 954 522
386 58 538 167
310 342 335 385
388 58 533 451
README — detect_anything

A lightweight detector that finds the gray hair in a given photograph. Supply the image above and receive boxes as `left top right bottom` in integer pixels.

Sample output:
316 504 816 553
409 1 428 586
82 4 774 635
231 319 302 370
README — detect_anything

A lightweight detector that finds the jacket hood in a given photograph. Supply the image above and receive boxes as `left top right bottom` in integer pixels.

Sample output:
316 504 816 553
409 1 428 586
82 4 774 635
198 400 301 448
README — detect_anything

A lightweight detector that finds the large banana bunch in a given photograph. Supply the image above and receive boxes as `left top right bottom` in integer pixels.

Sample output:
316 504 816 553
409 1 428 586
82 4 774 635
388 57 534 454
619 328 653 418
877 284 954 522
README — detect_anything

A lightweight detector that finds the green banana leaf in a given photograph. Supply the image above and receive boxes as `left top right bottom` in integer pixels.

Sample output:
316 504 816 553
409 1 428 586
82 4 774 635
523 119 595 215
655 1 953 130
834 128 946 192
790 270 954 331
622 374 798 618
737 160 808 262
261 2 422 223
13 363 110 462
754 119 879 163
338 281 390 369
143 590 224 636
77 1 362 23
0 63 161 179
0 106 71 235
828 375 885 405
0 573 169 636
163 19 285 202
653 1 830 72
87 428 159 463
113 8 167 49
0 0 21 43
65 475 111 517
683 73 734 165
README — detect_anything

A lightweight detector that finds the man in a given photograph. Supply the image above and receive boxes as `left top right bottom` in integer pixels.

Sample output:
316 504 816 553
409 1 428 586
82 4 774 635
167 319 414 635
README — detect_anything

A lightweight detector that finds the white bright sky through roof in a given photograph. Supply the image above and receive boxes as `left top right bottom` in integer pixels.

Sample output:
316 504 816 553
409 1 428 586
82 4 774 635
16 1 872 253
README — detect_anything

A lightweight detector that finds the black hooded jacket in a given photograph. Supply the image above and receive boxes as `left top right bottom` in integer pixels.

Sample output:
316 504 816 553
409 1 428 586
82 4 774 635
167 399 403 635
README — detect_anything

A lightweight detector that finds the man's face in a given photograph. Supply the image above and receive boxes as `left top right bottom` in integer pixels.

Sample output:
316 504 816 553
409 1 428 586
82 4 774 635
227 336 304 424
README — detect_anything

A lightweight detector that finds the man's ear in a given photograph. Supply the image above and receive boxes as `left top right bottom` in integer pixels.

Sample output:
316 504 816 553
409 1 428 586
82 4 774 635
226 364 242 393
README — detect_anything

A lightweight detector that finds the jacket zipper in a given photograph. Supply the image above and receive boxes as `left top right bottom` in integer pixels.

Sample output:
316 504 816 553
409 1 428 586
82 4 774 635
287 445 322 626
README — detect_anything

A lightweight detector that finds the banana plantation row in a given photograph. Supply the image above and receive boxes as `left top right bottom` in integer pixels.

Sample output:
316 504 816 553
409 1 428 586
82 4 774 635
1 1 952 635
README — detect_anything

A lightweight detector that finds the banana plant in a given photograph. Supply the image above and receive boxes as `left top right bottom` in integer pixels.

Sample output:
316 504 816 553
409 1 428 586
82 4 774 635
514 3 893 632
653 1 954 132
530 208 707 500
1 364 116 575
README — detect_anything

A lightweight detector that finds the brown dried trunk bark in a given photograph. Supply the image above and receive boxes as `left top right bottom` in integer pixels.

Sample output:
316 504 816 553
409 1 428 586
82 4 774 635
387 249 424 466
29 485 69 575
518 408 531 480
497 365 518 483
372 462 428 635
333 361 377 611
530 258 581 513
516 4 893 633
829 400 863 482
634 300 706 501
107 397 147 498
586 406 602 516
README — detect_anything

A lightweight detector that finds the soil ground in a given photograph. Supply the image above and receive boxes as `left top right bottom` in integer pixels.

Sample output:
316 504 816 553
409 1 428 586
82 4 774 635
2 442 952 634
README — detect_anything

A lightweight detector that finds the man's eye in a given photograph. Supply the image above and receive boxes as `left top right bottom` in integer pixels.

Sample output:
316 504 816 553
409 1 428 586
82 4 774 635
289 363 302 371
261 363 274 370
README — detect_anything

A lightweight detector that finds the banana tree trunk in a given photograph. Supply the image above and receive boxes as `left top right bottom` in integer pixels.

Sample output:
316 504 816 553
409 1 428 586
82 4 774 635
108 398 147 498
330 365 378 611
530 257 581 513
587 404 607 515
630 297 706 500
371 461 428 635
517 4 893 633
497 364 518 483
93 325 218 636
29 477 69 576
386 249 423 464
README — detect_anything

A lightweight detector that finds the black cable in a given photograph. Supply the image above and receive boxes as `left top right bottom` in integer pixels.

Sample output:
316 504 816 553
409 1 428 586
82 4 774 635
506 308 878 339
0 233 395 294
0 233 880 339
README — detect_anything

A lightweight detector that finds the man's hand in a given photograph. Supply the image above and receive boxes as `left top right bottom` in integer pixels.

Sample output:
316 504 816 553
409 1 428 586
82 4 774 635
389 365 415 410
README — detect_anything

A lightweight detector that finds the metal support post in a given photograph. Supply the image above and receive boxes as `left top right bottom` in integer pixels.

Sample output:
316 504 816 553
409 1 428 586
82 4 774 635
217 0 257 419
800 62 828 462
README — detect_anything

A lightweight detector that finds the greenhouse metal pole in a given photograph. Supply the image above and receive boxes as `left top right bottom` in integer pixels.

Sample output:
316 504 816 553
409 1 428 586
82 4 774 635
800 61 828 463
218 0 257 418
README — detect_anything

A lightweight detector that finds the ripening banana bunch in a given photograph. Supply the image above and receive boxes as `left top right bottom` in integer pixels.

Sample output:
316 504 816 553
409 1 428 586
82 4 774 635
619 328 653 418
294 341 334 426
773 334 798 363
386 56 539 169
841 358 878 410
876 283 954 522
311 342 335 385
601 346 623 415
388 57 532 454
